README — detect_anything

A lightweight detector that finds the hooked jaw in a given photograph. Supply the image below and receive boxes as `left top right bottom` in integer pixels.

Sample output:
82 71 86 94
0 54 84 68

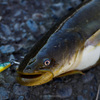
17 63 54 86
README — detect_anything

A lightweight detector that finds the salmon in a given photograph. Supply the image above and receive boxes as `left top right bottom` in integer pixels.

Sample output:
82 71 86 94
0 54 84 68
17 0 100 86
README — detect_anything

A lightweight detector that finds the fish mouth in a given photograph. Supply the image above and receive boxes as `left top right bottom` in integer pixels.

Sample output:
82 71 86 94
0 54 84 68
17 70 54 86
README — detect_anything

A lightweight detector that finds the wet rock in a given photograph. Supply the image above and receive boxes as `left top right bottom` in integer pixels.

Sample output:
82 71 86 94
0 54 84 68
0 23 12 36
4 83 10 88
32 13 47 21
0 45 15 54
43 95 53 100
0 16 2 20
0 87 9 100
18 96 24 100
27 35 36 42
77 95 87 100
89 91 96 100
14 23 20 31
22 33 27 38
70 0 82 8
19 0 27 6
50 3 64 16
26 19 38 32
14 10 22 17
82 72 94 83
5 75 15 84
40 25 46 33
66 4 73 11
9 54 15 61
15 37 21 42
0 74 5 85
56 85 72 98
13 83 29 95
7 36 15 42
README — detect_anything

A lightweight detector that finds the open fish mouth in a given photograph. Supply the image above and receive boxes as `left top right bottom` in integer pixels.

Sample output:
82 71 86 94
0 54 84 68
17 70 54 86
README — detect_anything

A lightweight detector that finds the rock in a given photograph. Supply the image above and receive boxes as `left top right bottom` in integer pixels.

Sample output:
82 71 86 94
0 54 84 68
70 0 82 8
0 23 12 36
82 72 94 83
14 23 20 31
5 75 15 84
27 35 36 42
50 3 64 16
43 95 53 100
56 85 72 98
0 87 9 100
22 33 27 38
14 10 22 17
26 19 38 32
15 37 21 42
0 45 15 54
19 0 27 6
13 83 29 95
7 36 15 42
0 16 2 20
32 13 47 21
9 54 15 61
0 74 5 85
39 25 46 33
77 95 87 100
18 96 24 100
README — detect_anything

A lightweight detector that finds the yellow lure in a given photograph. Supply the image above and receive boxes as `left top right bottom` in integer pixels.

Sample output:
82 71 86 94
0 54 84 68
0 62 11 72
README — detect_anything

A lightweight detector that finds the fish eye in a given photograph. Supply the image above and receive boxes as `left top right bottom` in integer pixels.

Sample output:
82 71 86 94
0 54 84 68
43 58 51 66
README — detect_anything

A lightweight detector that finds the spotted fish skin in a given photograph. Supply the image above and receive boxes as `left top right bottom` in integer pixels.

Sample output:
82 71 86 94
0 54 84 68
17 0 100 86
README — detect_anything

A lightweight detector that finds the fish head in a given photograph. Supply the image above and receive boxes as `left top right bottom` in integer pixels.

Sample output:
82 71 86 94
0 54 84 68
17 45 65 86
17 30 81 86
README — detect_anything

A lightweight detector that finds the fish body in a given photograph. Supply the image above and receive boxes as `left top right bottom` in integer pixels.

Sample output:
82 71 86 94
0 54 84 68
17 0 100 86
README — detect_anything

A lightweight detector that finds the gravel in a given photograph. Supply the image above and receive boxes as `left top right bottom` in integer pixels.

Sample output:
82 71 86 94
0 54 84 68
0 0 100 100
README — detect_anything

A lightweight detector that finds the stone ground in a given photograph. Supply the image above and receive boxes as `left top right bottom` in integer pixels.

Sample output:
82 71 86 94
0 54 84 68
0 0 100 100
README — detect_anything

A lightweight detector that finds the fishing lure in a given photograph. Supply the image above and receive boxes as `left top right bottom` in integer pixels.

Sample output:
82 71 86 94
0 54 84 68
0 60 20 73
0 62 11 72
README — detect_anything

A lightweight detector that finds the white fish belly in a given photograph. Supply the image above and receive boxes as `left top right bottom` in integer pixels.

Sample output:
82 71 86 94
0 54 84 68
76 45 100 70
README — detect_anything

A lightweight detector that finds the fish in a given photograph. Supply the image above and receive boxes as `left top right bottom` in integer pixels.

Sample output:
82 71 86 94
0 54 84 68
17 0 100 86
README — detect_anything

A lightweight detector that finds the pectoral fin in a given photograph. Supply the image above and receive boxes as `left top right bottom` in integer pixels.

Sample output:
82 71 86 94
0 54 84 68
57 70 84 77
85 29 100 47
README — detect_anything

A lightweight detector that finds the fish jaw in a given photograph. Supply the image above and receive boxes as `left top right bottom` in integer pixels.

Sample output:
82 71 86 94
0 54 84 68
17 70 54 86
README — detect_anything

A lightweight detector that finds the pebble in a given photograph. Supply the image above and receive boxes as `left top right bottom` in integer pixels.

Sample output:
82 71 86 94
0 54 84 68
39 25 46 33
43 95 53 100
70 0 82 8
27 35 36 42
0 23 12 36
82 72 94 83
19 0 27 6
32 13 47 21
5 75 15 84
0 45 15 54
18 96 24 100
13 83 29 95
56 85 72 98
15 37 21 42
0 87 9 100
9 54 15 61
50 3 64 16
14 23 20 31
14 10 22 17
7 36 15 42
0 16 2 20
26 19 38 32
77 95 87 100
